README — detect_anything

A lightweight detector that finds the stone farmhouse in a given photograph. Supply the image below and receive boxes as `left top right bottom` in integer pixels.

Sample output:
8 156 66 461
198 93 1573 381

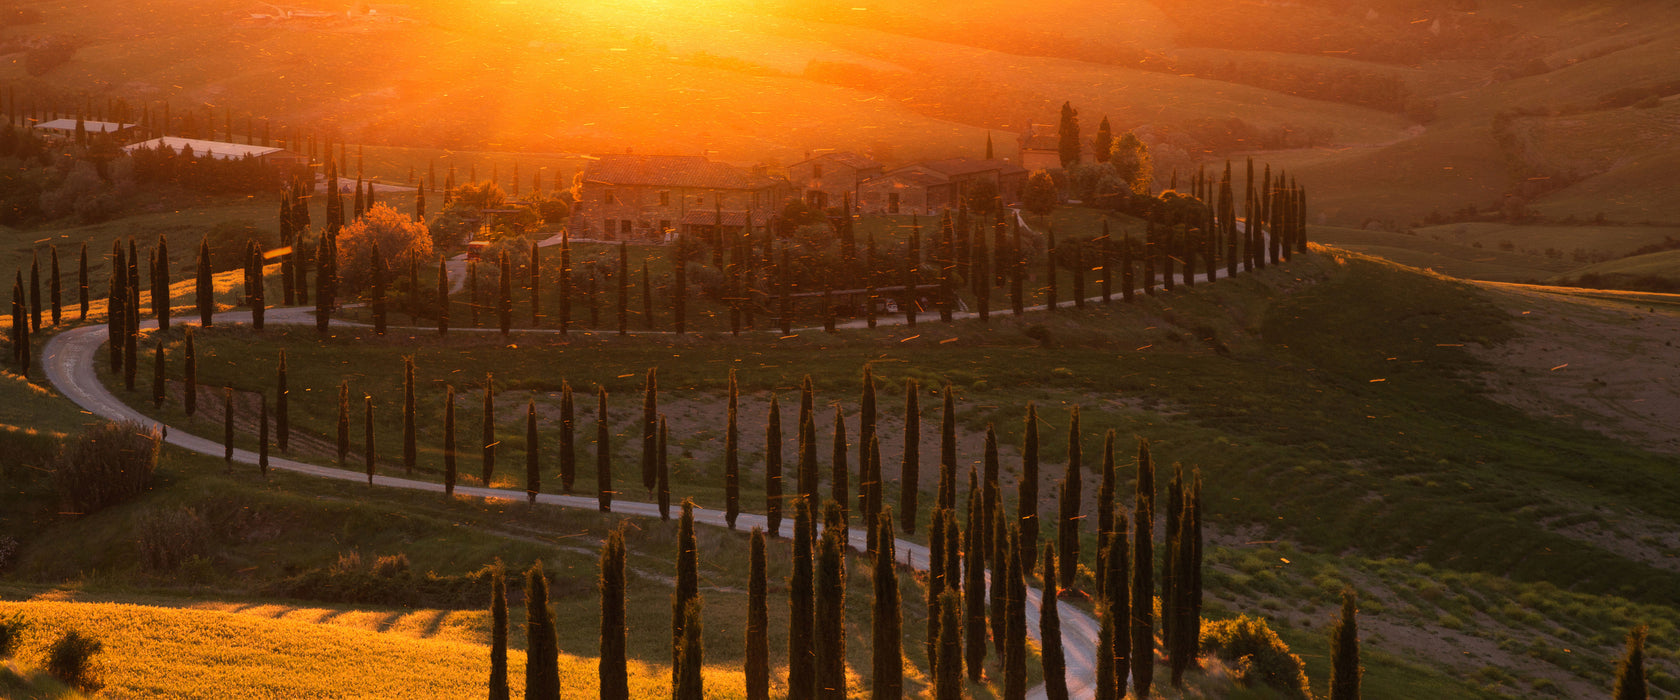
856 158 1026 216
786 151 883 211
1017 124 1062 172
575 154 788 240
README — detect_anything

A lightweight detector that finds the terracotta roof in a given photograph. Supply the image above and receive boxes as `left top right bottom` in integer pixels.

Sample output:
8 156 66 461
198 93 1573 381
681 209 752 226
866 168 949 189
917 158 1027 177
793 151 882 170
583 154 776 190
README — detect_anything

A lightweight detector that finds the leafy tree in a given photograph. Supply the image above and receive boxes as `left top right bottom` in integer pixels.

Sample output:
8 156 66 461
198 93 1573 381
524 561 560 700
746 528 770 700
1096 429 1115 592
1059 408 1083 590
871 508 903 698
1330 589 1361 700
928 506 948 672
336 204 433 294
489 563 510 700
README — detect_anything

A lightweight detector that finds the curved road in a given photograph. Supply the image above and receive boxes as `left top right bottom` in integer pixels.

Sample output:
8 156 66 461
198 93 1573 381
42 307 1105 699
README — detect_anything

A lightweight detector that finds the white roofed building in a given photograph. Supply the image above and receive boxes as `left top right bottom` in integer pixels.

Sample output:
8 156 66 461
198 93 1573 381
124 137 308 167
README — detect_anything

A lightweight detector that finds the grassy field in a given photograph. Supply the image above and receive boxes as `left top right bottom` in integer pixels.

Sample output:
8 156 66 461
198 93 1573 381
1559 248 1680 282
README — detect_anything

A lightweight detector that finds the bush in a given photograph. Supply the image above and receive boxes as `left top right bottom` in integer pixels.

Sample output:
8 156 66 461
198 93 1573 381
45 629 102 691
335 203 434 294
137 507 211 570
273 552 504 609
0 614 25 659
1200 615 1311 700
53 422 159 515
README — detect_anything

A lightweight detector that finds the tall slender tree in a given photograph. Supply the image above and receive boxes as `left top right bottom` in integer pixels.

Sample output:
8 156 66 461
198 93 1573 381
675 600 704 700
746 528 770 700
831 405 849 529
1095 601 1119 700
152 343 166 408
524 561 560 700
596 386 612 511
726 369 741 528
642 368 659 492
78 243 89 320
436 258 449 336
938 388 957 511
814 523 848 699
443 386 457 497
196 237 213 326
1004 525 1027 699
1059 405 1083 589
1096 429 1115 592
901 378 920 534
364 395 376 484
935 588 963 700
658 417 671 519
1613 626 1648 700
402 356 415 473
370 242 386 334
599 530 629 700
1041 544 1070 700
489 563 510 700
1329 589 1361 700
525 400 541 503
1132 439 1157 698
871 508 903 698
183 329 198 416
559 381 575 494
48 245 59 325
482 374 496 485
673 500 700 689
1020 402 1040 576
964 471 988 682
766 394 783 536
788 497 815 696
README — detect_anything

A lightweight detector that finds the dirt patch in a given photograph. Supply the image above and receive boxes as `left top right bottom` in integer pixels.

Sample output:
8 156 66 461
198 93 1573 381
1470 283 1680 455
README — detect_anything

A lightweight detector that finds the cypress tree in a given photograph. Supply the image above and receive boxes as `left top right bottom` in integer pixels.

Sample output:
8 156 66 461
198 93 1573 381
859 366 877 507
277 352 290 449
1072 238 1086 309
1045 227 1057 311
815 523 848 699
1004 525 1027 700
989 501 1008 660
938 388 957 511
524 561 560 700
443 386 457 497
871 508 903 698
364 395 376 484
597 386 611 512
402 356 416 473
799 411 819 509
48 245 59 325
335 381 349 465
746 528 770 700
183 329 197 416
1096 430 1116 592
258 396 269 475
559 231 571 335
726 369 740 529
1094 601 1119 700
152 343 165 408
616 242 628 335
1163 464 1184 654
1133 438 1157 698
196 237 213 326
983 424 1000 561
155 237 169 329
12 293 23 378
560 381 575 494
489 564 510 700
935 588 963 700
1613 626 1648 700
963 470 988 682
641 260 652 330
525 400 540 503
481 374 496 485
108 246 124 373
530 241 540 327
596 529 628 699
903 217 919 327
315 235 332 333
370 243 385 334
865 435 883 553
1330 589 1361 700
1020 402 1040 576
788 497 815 697
1010 218 1024 315
1041 544 1069 700
1105 508 1131 685
250 246 265 330
28 250 39 332
1059 405 1083 590
675 600 704 700
498 251 512 335
123 319 138 391
641 367 658 492
673 500 699 689
658 417 670 520
766 394 783 537
78 243 88 320
928 506 948 673
224 387 234 463
900 378 920 534
436 258 448 336
673 234 687 334
469 261 480 327
1121 231 1135 302
831 405 849 529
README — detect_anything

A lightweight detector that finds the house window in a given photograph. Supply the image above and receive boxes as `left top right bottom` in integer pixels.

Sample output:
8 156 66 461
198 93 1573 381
659 220 671 234
888 192 900 214
621 220 632 236
659 191 670 207
605 188 617 205
813 163 824 179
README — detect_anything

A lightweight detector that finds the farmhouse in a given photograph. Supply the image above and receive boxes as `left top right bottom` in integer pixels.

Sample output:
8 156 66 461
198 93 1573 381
856 157 1026 215
575 154 788 240
786 151 883 210
123 137 308 167
35 119 138 141
1018 124 1062 172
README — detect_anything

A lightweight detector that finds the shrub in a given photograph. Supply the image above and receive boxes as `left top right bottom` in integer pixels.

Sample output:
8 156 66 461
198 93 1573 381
137 507 211 570
45 629 102 691
371 553 410 578
0 614 26 659
273 553 512 609
1200 615 1311 700
53 421 159 515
